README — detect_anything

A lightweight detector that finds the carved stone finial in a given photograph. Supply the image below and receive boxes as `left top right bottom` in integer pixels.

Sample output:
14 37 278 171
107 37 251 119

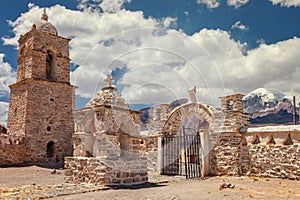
41 8 48 21
104 74 114 87
188 86 197 103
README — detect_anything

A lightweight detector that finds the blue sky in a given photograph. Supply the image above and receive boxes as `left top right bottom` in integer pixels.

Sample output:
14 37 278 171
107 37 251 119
0 0 300 126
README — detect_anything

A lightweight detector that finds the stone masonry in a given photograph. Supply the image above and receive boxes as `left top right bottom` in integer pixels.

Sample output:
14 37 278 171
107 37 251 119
0 10 75 165
65 76 148 185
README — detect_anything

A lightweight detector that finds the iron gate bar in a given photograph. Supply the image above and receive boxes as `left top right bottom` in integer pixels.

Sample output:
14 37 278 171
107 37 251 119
161 127 202 179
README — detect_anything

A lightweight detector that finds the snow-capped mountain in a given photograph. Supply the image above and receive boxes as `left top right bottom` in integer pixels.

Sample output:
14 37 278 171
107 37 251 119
243 88 290 114
243 88 296 124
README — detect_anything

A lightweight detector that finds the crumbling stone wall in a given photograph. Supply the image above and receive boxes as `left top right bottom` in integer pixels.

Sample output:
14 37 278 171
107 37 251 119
0 136 26 165
65 157 148 185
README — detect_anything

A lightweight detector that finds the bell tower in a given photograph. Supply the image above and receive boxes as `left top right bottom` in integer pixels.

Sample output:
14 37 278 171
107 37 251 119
7 9 75 164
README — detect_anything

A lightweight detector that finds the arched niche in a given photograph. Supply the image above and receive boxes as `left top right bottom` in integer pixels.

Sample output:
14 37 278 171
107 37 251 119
46 141 55 158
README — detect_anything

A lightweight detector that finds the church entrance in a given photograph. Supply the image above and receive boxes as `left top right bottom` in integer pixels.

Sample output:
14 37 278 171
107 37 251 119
161 127 202 179
160 102 217 178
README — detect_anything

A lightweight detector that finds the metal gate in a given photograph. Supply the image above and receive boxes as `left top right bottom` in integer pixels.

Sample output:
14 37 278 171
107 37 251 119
161 127 202 179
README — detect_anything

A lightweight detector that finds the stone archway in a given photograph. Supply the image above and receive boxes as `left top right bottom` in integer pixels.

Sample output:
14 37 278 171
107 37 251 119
162 102 216 135
161 102 218 178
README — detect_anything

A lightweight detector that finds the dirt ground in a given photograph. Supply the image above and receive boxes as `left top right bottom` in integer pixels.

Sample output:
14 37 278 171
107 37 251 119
1 166 300 200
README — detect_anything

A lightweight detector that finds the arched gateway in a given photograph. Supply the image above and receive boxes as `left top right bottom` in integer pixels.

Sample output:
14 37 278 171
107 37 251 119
161 102 220 178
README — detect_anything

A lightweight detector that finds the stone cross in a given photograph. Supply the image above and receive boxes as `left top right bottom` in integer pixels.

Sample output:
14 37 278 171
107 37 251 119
42 8 48 21
104 74 114 87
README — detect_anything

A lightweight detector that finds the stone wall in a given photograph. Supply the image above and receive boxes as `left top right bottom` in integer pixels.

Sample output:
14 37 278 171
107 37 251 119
209 132 242 176
7 79 75 163
65 156 148 185
18 29 70 83
209 126 300 180
241 127 300 180
247 144 300 180
141 136 159 172
0 136 26 165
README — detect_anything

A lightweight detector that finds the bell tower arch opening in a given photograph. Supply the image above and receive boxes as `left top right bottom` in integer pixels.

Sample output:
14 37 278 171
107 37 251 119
46 50 57 81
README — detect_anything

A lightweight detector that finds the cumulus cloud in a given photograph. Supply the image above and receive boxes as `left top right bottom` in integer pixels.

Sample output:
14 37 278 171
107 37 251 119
227 0 249 8
0 54 16 127
269 0 300 7
0 54 16 96
77 0 131 13
193 29 300 95
3 3 300 110
196 0 220 9
0 102 8 127
231 21 249 31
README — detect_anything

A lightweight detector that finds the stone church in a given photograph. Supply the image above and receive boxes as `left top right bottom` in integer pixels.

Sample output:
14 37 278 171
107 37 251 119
0 10 75 165
1 9 300 185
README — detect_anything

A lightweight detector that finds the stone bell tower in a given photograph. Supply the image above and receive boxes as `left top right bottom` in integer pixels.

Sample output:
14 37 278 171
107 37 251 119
7 9 75 164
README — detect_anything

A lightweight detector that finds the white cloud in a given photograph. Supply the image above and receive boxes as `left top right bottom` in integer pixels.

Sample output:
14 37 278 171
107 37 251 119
269 0 300 7
227 0 249 8
163 17 177 28
192 29 300 95
77 0 131 13
0 54 16 95
0 102 8 127
231 21 249 31
3 3 300 110
0 54 16 127
196 0 220 9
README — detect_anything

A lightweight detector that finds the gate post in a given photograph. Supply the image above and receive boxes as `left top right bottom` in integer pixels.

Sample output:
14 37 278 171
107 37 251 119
158 135 163 174
200 130 210 176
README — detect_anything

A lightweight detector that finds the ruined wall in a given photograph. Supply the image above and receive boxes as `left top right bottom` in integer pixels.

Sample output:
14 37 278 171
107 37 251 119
0 136 26 165
65 157 148 185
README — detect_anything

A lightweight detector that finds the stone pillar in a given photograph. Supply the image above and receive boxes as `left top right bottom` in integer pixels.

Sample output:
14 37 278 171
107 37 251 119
157 135 163 173
200 130 210 176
